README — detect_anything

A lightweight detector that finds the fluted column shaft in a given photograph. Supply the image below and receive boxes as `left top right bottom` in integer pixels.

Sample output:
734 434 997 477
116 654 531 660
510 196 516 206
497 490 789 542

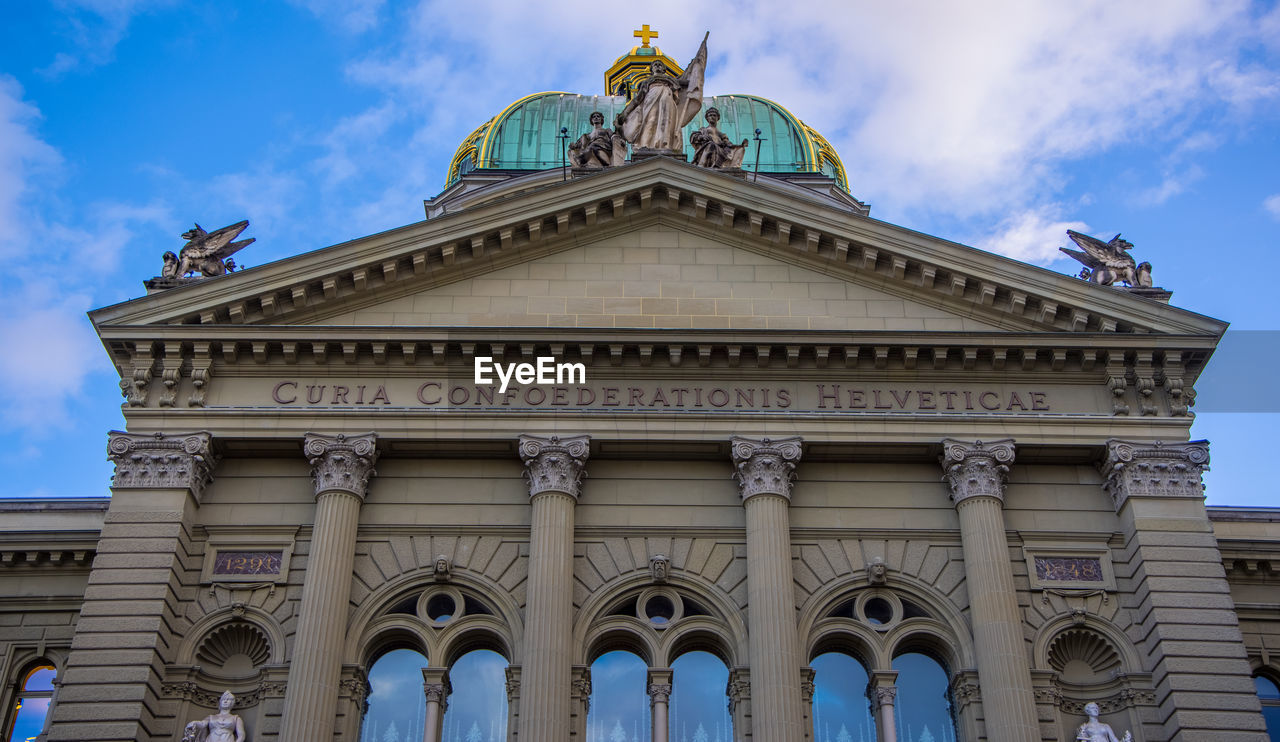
517 435 589 742
732 436 804 742
940 439 1038 741
280 433 378 741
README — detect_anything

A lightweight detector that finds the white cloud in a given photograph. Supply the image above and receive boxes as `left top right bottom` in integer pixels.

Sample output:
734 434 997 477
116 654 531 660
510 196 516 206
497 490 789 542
288 0 385 32
1264 194 1280 220
977 207 1090 264
41 0 173 75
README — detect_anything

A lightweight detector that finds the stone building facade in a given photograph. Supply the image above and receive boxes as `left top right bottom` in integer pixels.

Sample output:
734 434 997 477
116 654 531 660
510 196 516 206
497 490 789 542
3 39 1280 742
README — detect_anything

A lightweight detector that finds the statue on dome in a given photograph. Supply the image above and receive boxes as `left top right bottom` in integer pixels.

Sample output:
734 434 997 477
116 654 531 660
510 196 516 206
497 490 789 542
1074 702 1132 742
691 106 748 170
615 32 709 152
568 111 626 169
182 690 247 742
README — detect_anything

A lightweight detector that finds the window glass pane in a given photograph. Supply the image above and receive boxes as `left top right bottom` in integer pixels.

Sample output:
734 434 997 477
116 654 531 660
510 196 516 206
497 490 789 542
587 650 648 742
7 696 50 742
360 648 428 742
442 649 508 742
1262 705 1280 741
891 653 956 742
1258 675 1280 700
21 667 55 693
812 652 876 742
671 651 731 742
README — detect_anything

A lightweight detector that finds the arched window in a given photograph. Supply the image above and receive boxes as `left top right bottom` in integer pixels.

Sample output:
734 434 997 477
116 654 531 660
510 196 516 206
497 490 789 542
361 648 429 742
587 650 649 742
811 652 876 742
442 649 509 742
1256 672 1280 741
891 653 955 742
4 663 56 742
670 651 731 742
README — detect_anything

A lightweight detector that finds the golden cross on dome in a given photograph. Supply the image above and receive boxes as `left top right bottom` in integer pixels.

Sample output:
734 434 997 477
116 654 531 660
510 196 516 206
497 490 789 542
633 24 659 47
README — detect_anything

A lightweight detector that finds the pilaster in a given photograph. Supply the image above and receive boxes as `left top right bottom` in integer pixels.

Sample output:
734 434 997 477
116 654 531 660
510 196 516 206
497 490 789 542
47 432 216 742
731 436 804 742
1102 439 1267 741
279 433 378 742
727 667 753 742
939 438 1039 741
517 435 589 742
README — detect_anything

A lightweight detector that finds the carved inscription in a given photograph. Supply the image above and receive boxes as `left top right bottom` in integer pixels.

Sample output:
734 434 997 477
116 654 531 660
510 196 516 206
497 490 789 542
1034 556 1103 583
213 551 283 576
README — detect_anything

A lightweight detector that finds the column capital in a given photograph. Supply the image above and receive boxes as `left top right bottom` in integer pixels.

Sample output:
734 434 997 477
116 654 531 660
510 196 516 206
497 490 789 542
518 434 590 498
303 433 378 500
107 431 217 501
731 436 803 501
800 666 816 703
421 667 451 702
940 438 1016 506
1101 438 1209 512
871 684 898 711
647 667 673 707
726 667 751 714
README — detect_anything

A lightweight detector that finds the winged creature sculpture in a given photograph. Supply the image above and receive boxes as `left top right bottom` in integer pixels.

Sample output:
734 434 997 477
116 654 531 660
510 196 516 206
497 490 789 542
161 220 255 279
1059 230 1152 288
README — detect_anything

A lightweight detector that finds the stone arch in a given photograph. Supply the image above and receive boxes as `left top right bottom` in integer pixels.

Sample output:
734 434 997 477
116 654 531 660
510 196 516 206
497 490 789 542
177 606 286 666
436 615 516 667
572 572 747 667
583 616 661 666
799 572 976 670
358 615 435 666
884 618 966 674
806 618 886 670
344 566 524 665
659 616 741 668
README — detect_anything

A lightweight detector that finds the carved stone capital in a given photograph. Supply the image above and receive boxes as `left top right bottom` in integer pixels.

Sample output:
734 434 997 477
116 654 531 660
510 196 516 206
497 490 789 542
940 438 1016 506
1101 439 1209 512
107 431 217 501
421 667 451 705
800 667 816 702
871 685 898 710
647 683 672 705
504 666 521 703
731 436 803 501
303 433 378 500
518 434 590 498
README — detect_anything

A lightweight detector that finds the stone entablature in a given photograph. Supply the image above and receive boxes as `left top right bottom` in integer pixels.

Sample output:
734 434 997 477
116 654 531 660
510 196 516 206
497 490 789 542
1100 438 1209 511
107 431 217 500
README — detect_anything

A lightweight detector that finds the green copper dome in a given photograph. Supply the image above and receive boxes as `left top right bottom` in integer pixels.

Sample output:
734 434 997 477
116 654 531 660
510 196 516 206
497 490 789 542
446 92 849 191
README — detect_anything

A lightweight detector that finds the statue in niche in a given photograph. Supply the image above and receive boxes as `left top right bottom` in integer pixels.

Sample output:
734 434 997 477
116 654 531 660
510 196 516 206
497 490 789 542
183 690 247 742
433 554 451 582
162 220 255 279
1075 702 1132 742
615 32 709 151
650 554 669 583
866 556 887 585
691 107 748 170
568 111 627 168
1058 230 1153 288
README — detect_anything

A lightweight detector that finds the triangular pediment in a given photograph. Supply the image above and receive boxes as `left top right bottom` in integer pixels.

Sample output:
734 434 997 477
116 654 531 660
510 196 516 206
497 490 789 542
91 156 1225 341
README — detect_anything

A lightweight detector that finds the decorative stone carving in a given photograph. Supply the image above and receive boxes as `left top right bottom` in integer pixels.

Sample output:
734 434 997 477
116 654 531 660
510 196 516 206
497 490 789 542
730 436 803 501
423 682 448 703
866 556 888 585
647 683 672 705
108 431 216 500
1059 230 1153 288
800 667 816 703
568 111 626 168
433 554 451 582
649 554 669 583
691 107 748 169
504 666 521 703
1100 439 1209 511
1075 701 1133 742
340 671 372 714
871 685 897 711
518 434 590 498
182 690 246 742
940 438 1016 505
615 32 708 151
726 672 751 714
162 220 255 279
303 433 378 500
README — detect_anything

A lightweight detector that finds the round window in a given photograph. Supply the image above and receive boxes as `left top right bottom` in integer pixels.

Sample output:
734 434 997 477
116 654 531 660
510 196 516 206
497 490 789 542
426 593 456 622
644 595 676 625
864 597 893 625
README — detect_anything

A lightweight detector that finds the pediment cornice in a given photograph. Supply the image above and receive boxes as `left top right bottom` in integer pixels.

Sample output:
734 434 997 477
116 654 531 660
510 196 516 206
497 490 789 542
90 157 1225 340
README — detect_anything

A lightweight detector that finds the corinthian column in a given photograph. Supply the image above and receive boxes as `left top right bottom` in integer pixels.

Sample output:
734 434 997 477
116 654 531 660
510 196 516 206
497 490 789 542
648 668 673 742
279 433 378 741
517 434 589 742
731 436 804 742
939 439 1038 740
421 668 451 742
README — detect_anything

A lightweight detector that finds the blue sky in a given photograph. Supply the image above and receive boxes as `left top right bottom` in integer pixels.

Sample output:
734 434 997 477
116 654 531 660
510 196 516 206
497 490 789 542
1 1 1278 506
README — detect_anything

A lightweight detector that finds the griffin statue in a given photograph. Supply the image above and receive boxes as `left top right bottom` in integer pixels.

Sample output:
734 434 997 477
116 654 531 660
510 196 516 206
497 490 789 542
1059 230 1153 288
161 220 255 279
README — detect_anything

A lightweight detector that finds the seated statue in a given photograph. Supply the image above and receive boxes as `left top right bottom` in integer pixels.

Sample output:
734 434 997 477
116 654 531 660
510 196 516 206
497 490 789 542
690 107 748 170
568 111 626 169
1075 702 1132 742
183 690 247 742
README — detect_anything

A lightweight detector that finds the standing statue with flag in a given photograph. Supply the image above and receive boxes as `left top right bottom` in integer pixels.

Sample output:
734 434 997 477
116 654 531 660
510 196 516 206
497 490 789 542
615 32 708 152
